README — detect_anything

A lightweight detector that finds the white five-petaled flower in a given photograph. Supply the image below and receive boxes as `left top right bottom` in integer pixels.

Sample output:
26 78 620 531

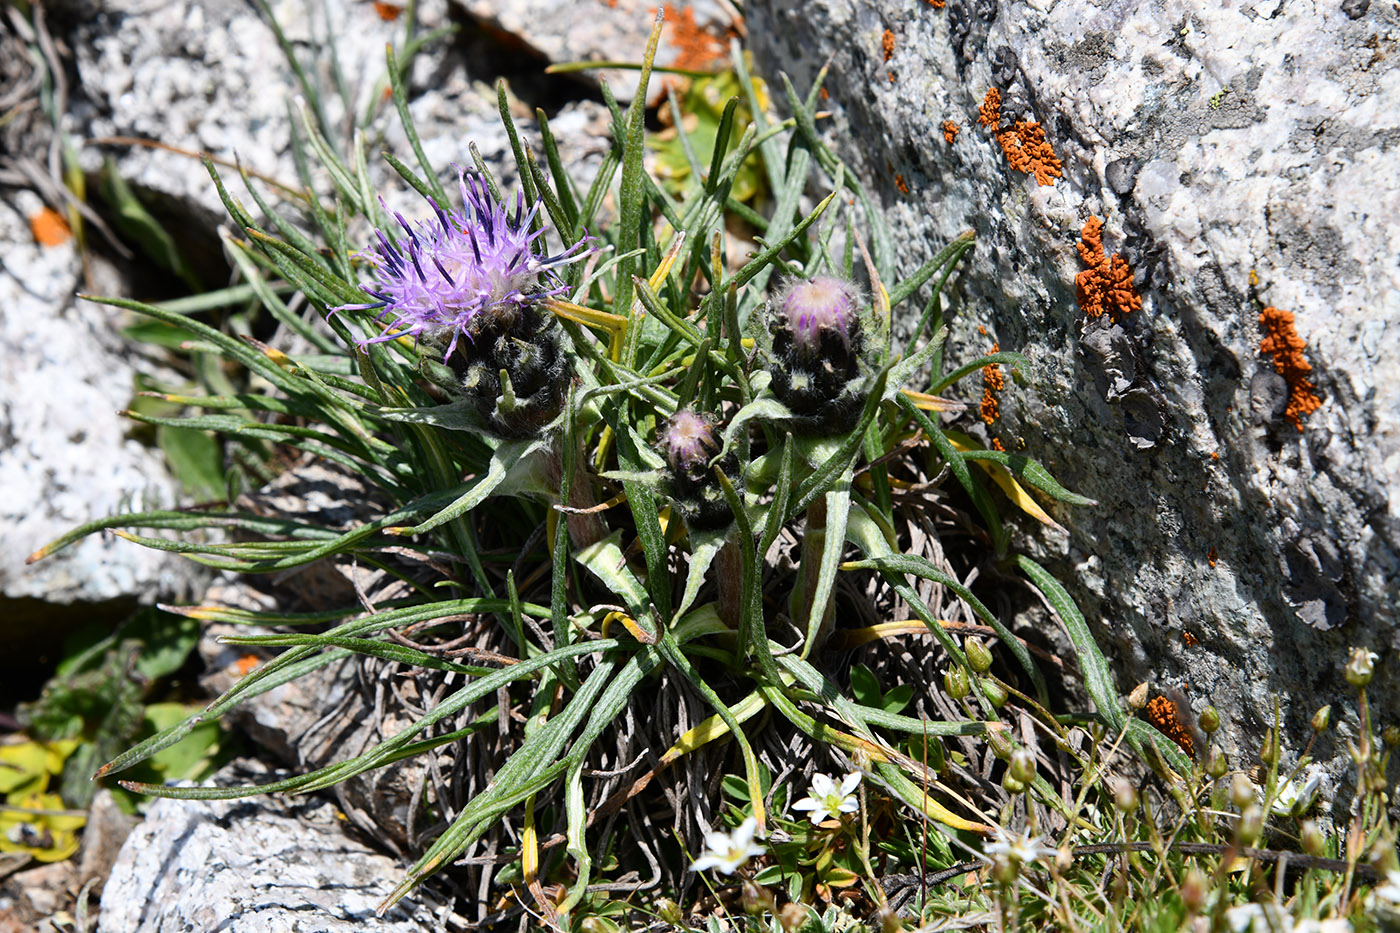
1270 765 1324 817
689 816 766 875
984 826 1056 866
792 771 862 825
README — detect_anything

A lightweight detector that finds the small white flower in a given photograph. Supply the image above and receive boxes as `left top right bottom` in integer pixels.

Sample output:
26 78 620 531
690 816 765 875
1293 919 1351 933
792 771 862 825
984 826 1056 866
1375 869 1400 906
1271 765 1324 817
1224 903 1287 933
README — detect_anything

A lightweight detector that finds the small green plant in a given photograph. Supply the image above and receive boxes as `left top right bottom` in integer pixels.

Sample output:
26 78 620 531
27 10 1395 932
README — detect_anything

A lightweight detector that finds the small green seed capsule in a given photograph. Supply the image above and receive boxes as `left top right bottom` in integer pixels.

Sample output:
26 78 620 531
1300 820 1326 857
1311 705 1331 733
1112 777 1138 813
1002 772 1027 794
981 677 1009 708
944 666 970 700
966 638 993 673
1009 748 1036 784
1198 706 1221 734
1260 728 1279 766
1206 745 1228 778
1345 647 1377 687
1236 804 1263 846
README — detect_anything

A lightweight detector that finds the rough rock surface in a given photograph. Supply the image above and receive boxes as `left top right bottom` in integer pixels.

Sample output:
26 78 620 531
97 759 443 932
0 189 201 634
749 0 1398 779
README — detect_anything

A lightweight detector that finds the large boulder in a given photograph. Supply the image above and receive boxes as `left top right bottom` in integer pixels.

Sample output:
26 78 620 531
749 0 1397 780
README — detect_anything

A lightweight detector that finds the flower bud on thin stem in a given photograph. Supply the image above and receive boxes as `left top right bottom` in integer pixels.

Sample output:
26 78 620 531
981 677 1009 709
1236 804 1263 846
1206 745 1228 778
1127 682 1149 711
1260 728 1279 766
1383 725 1400 748
1112 777 1138 813
1311 705 1331 733
1301 820 1326 857
1009 748 1037 785
944 666 970 700
1346 646 1377 687
1230 773 1257 809
966 638 993 673
1198 706 1221 735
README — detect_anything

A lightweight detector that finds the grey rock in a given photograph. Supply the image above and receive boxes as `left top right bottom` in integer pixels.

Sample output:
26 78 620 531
749 0 1399 779
0 190 201 630
97 759 443 932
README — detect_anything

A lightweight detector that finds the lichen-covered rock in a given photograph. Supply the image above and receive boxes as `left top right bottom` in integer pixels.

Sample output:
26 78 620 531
749 0 1397 782
97 760 442 932
0 190 202 632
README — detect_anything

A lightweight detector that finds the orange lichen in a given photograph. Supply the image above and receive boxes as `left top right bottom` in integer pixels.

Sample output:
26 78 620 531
942 120 960 143
819 86 829 100
1207 546 1218 568
372 0 402 19
661 4 728 74
926 0 946 7
882 29 896 62
1258 307 1322 431
233 654 261 675
894 173 909 194
980 343 1004 426
977 87 1001 128
990 437 1005 452
1145 695 1195 758
1183 631 1199 647
996 121 1062 186
29 206 70 247
1075 216 1141 323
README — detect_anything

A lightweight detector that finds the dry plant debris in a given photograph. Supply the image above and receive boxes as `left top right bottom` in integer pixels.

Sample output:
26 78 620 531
1075 216 1142 322
1258 306 1322 431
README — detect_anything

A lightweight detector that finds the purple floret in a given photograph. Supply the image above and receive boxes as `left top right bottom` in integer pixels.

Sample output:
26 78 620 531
336 171 593 359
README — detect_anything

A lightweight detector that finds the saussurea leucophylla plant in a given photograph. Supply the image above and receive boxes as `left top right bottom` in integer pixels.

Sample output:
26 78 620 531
29 15 1191 923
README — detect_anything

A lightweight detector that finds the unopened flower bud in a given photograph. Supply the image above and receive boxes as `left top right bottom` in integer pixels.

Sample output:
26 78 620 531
1112 777 1138 813
1260 728 1279 766
779 276 861 361
1180 867 1208 912
1127 682 1149 711
981 677 1009 709
1311 706 1331 733
1002 771 1027 794
1384 725 1400 748
991 853 1019 884
1230 773 1257 809
966 638 993 673
987 730 1013 760
1205 745 1228 778
660 409 719 475
1198 706 1221 735
1009 748 1037 785
1300 820 1326 857
1236 804 1263 846
1345 647 1378 687
944 666 970 700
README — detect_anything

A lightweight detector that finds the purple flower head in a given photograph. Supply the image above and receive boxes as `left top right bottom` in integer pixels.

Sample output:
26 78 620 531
778 275 860 360
337 171 593 359
660 409 719 475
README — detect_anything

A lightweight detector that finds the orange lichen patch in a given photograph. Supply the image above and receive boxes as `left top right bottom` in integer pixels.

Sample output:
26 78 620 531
894 173 909 194
926 0 946 7
882 29 896 62
1210 451 1219 461
1258 307 1322 431
1145 695 1195 758
995 121 1062 186
661 4 729 73
819 86 829 100
1075 216 1141 323
371 0 402 20
1183 631 1199 647
29 206 71 247
980 343 1004 426
990 436 1005 451
977 87 1001 127
1207 546 1218 568
233 654 260 675
942 120 960 144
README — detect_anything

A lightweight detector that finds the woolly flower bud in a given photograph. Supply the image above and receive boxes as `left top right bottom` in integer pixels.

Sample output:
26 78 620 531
660 409 719 476
1346 646 1378 687
779 276 861 360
